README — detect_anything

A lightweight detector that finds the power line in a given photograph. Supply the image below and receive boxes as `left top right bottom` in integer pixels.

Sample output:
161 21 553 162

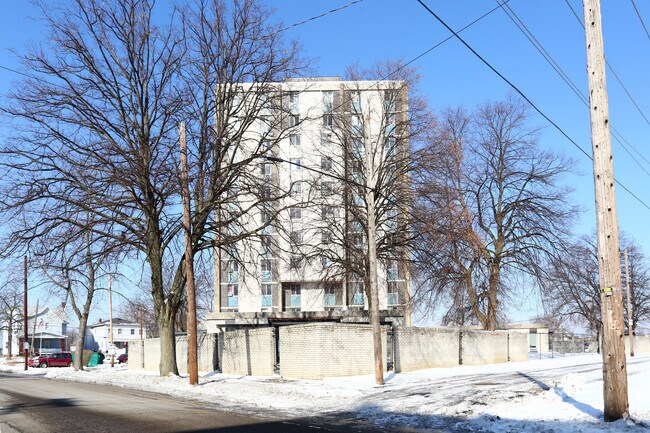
564 0 650 133
630 0 650 42
277 0 365 34
414 0 650 211
496 0 650 176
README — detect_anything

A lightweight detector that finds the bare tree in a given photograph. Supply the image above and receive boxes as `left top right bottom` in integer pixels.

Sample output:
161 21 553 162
623 239 650 334
0 0 305 376
35 224 117 370
413 96 578 330
0 271 24 358
540 235 602 339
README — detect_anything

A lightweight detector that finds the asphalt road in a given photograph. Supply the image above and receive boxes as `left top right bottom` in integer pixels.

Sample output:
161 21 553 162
0 373 394 433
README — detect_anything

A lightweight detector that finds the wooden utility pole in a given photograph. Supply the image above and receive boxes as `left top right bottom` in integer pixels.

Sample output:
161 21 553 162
108 274 114 367
624 249 635 357
583 0 629 421
180 122 199 385
23 255 28 371
139 306 143 340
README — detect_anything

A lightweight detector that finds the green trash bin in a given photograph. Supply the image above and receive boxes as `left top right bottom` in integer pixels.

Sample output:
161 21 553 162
88 352 100 367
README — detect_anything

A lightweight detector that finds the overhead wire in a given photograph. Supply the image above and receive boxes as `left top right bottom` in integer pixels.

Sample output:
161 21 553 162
563 0 650 143
630 0 650 42
496 0 650 176
414 0 650 211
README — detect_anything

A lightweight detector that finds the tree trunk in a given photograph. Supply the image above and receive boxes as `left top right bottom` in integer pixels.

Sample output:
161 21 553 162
74 313 90 371
486 262 500 331
7 317 13 358
158 312 178 376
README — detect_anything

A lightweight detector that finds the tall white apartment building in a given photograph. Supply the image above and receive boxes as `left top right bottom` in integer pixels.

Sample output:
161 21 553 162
206 77 410 331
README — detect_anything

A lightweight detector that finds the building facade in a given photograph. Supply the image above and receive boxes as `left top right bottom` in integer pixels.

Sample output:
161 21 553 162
1 306 69 356
86 318 145 355
207 77 411 331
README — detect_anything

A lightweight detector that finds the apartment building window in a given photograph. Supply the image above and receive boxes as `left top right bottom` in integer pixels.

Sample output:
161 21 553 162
351 90 362 113
321 156 333 171
351 281 364 305
351 115 363 136
289 92 299 113
321 230 332 244
289 207 302 220
384 136 396 158
227 260 239 284
290 133 301 146
321 181 335 197
290 230 303 247
387 281 399 305
323 113 334 127
227 284 239 307
290 181 302 197
386 208 398 232
322 205 335 220
261 185 272 199
324 284 336 307
261 162 271 178
261 284 273 308
290 114 300 127
384 90 396 113
352 138 364 157
262 139 272 150
387 259 399 281
323 91 333 112
289 284 301 307
386 113 396 137
261 260 272 282
352 233 364 247
321 256 331 268
290 158 301 171
118 329 123 335
321 132 333 146
131 329 135 335
289 255 302 269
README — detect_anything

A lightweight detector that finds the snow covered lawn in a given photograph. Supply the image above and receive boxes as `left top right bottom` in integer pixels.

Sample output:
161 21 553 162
2 353 648 432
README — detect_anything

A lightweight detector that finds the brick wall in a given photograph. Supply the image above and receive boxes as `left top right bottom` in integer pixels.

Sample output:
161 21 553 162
221 328 275 376
279 323 387 379
394 327 459 372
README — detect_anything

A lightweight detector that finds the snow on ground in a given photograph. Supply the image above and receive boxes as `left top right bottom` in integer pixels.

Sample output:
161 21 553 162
1 353 649 432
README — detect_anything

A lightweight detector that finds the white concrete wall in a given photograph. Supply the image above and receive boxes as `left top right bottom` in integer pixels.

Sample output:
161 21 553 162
130 334 217 374
461 330 509 365
507 330 529 362
280 323 387 379
221 328 275 376
394 327 459 372
628 335 650 354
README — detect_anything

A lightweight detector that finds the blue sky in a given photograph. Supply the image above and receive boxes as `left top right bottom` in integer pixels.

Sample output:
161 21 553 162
1 0 649 324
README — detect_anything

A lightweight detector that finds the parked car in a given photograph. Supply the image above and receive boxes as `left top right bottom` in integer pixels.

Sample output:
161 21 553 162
117 353 128 364
29 352 73 368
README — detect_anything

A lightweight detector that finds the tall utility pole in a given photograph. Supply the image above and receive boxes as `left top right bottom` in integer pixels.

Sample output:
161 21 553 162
583 0 629 421
108 274 114 367
23 255 28 371
624 249 635 357
180 122 199 385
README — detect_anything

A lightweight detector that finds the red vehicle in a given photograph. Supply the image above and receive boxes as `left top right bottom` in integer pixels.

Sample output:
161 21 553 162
117 353 128 364
29 352 73 368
